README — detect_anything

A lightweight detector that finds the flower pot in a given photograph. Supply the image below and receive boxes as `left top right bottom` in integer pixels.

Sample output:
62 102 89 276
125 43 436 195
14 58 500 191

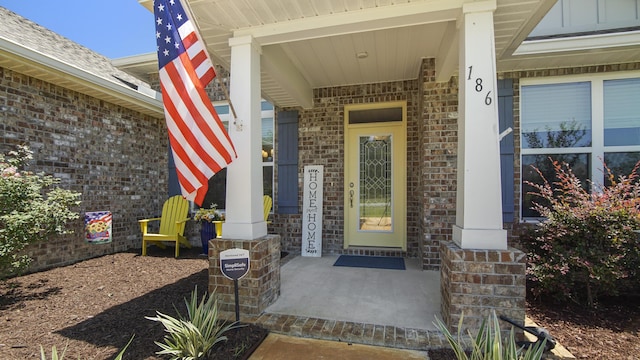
200 221 216 255
200 221 225 255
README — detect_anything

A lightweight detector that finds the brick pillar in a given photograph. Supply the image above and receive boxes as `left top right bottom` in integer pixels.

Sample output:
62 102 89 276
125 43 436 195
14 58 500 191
440 241 526 335
208 235 281 317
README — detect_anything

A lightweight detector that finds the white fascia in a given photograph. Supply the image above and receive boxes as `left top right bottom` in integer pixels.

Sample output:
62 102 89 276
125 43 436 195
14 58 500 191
0 37 163 117
514 30 640 55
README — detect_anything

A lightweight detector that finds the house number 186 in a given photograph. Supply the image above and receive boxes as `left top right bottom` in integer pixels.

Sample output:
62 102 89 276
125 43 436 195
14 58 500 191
467 66 492 106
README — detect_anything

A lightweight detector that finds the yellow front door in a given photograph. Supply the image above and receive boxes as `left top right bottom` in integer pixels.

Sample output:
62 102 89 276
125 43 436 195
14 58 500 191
344 102 406 250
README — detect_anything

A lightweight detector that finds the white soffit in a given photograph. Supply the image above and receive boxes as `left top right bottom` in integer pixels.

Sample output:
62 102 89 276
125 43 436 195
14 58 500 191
139 0 556 109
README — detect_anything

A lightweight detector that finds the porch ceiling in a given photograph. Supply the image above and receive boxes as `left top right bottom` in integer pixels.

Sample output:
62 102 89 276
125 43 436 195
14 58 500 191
139 0 557 109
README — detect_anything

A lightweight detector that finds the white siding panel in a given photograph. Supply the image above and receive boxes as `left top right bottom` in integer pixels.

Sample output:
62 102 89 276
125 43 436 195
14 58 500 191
531 0 640 37
601 0 640 23
566 0 599 28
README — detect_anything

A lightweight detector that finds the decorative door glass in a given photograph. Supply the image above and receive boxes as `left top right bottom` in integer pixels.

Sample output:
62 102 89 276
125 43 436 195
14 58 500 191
358 135 392 232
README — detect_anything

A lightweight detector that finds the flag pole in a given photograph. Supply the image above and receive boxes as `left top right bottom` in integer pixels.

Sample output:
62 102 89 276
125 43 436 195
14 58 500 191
216 74 239 125
182 0 240 125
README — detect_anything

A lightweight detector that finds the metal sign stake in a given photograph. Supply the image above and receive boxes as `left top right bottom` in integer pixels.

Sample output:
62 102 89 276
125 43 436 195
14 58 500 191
234 279 240 321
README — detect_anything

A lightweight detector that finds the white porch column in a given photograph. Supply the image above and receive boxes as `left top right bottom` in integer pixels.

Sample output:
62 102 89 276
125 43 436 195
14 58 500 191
222 35 267 240
453 1 507 250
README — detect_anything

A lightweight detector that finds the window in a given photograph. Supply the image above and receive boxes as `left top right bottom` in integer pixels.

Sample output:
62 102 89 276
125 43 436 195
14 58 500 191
520 73 640 218
173 100 274 210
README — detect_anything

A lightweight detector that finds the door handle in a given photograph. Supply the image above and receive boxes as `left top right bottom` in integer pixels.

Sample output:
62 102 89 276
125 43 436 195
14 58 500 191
348 182 355 208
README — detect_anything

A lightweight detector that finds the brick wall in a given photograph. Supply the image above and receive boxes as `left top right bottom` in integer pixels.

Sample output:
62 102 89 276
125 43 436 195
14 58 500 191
419 59 459 270
203 60 640 271
272 79 423 259
208 235 281 315
440 241 526 335
0 66 170 273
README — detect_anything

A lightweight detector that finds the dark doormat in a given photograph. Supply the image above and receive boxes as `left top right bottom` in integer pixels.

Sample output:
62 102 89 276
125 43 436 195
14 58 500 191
333 255 405 270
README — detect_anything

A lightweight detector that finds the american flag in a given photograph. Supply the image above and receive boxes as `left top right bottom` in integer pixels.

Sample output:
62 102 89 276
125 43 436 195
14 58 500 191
154 0 236 206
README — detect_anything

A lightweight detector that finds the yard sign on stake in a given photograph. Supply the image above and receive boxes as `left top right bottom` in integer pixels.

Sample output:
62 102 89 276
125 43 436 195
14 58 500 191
219 248 250 321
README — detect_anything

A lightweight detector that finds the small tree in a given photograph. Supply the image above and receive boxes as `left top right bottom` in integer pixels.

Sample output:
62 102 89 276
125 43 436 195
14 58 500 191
523 158 640 307
0 145 81 278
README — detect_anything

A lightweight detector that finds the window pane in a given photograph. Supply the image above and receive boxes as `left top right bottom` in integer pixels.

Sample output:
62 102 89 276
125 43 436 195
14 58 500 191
263 166 273 199
349 107 402 124
522 82 592 148
199 102 274 209
262 117 274 162
604 78 640 146
603 152 640 186
359 135 392 232
214 105 230 115
202 169 227 209
521 153 590 218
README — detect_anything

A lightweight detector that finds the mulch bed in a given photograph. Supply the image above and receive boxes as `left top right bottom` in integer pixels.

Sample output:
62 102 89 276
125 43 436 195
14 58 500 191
1 248 638 359
526 294 640 359
208 324 268 360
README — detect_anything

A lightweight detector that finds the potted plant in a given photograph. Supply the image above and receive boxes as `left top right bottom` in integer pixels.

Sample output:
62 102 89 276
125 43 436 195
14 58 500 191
194 204 225 255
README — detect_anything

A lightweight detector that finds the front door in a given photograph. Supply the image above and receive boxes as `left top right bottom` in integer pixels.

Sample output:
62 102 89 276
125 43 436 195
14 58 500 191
344 102 406 250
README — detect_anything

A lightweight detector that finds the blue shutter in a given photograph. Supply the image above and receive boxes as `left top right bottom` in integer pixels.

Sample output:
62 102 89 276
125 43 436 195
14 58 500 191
277 110 299 214
168 144 181 197
498 79 515 222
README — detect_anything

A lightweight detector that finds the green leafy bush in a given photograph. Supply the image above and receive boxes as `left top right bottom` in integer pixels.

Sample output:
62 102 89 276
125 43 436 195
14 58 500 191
434 311 546 360
146 286 241 360
0 145 81 278
522 159 640 306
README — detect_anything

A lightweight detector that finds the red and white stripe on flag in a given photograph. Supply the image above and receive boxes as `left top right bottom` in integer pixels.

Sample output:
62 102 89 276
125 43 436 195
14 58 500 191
155 0 236 206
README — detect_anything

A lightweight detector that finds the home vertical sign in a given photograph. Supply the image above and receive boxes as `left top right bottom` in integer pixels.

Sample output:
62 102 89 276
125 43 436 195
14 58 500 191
302 165 323 257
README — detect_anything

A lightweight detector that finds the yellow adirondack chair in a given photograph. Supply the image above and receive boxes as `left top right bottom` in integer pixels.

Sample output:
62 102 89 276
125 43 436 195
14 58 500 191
263 195 272 224
139 195 191 257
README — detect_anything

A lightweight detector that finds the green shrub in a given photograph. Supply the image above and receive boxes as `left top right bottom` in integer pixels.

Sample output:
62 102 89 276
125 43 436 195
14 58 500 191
434 311 546 360
0 145 81 278
522 159 640 306
146 286 241 360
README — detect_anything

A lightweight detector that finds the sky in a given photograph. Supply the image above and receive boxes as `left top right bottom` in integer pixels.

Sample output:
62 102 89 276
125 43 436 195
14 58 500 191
0 0 157 58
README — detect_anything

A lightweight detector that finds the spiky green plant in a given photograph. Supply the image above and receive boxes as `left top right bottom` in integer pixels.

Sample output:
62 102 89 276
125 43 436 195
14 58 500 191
113 335 135 360
434 310 546 360
40 344 67 360
146 286 241 360
39 335 133 360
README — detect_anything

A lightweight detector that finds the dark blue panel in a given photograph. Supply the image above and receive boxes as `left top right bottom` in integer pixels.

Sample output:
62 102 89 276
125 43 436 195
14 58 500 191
168 143 181 197
277 110 299 214
498 79 515 223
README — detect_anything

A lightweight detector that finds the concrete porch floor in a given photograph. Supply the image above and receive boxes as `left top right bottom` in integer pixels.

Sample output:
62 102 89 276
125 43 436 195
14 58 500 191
268 255 440 329
230 254 448 351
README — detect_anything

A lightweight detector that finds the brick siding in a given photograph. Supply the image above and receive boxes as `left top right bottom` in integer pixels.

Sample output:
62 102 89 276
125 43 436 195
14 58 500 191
269 60 640 270
0 66 170 273
5 58 639 273
271 76 423 260
440 241 526 335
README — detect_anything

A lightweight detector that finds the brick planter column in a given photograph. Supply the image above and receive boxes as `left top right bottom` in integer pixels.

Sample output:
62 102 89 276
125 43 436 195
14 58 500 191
208 235 281 317
440 241 526 335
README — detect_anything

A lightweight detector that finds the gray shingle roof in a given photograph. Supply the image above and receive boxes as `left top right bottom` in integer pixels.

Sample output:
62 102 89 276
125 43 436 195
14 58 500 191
0 6 150 91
